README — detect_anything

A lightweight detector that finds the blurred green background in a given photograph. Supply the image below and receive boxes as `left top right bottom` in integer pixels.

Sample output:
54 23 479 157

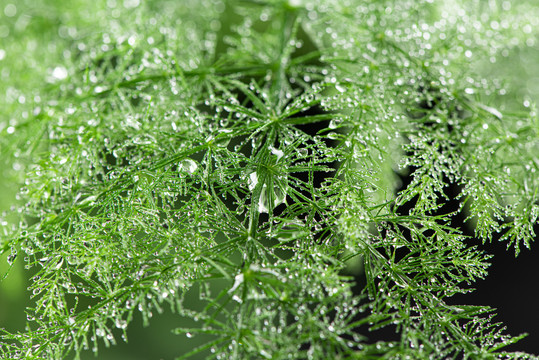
1 0 538 358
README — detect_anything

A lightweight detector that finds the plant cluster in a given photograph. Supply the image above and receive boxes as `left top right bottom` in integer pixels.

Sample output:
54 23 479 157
1 0 538 359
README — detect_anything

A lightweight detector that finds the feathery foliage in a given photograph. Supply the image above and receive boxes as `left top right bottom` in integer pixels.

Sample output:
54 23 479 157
1 0 538 359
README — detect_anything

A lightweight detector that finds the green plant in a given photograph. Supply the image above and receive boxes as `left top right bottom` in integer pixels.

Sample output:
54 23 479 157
1 0 538 358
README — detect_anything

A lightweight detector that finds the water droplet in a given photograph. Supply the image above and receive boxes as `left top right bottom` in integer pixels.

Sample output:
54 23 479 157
115 319 127 329
328 325 335 332
288 0 302 8
270 147 284 161
4 4 17 18
125 115 141 130
327 132 340 140
257 179 288 214
51 66 68 81
258 185 270 213
123 0 140 8
7 253 16 265
180 159 198 174
248 172 259 191
272 180 287 207
229 273 244 293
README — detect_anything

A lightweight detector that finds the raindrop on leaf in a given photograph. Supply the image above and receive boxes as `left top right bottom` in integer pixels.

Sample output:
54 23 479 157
180 159 198 174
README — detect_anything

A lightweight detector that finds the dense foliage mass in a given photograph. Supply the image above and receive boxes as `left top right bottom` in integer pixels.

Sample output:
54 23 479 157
1 0 538 358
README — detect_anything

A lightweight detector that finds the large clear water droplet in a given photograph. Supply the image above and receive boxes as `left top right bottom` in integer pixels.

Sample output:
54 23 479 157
248 172 259 191
273 178 287 206
258 184 270 213
257 178 288 214
270 146 284 161
180 159 198 174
